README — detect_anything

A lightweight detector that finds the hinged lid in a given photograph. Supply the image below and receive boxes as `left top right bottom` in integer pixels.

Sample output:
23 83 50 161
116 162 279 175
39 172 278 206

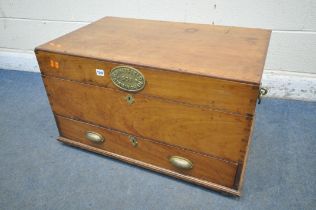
36 17 271 85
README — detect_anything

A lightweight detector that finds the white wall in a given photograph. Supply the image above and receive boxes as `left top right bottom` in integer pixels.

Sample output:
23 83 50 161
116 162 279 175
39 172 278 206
0 0 316 100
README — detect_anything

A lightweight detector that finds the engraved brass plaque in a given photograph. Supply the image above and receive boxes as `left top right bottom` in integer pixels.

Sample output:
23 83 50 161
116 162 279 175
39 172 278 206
110 66 145 92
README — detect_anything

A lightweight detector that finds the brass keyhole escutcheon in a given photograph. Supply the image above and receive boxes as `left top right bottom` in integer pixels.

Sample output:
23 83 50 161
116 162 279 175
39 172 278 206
129 136 138 147
125 94 135 105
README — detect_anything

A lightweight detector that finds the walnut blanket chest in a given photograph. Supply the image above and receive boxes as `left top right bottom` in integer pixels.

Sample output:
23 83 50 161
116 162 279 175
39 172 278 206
35 17 271 196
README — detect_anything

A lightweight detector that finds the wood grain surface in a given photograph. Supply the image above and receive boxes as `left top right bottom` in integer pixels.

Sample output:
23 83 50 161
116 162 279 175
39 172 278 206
56 115 238 188
36 51 259 116
36 17 271 84
43 76 252 162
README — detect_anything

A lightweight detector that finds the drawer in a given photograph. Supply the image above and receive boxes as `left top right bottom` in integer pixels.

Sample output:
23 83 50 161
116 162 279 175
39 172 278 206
55 115 238 189
44 76 252 162
36 51 259 116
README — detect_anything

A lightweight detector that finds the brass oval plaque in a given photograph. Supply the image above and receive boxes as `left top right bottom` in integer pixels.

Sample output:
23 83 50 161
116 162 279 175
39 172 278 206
110 66 145 92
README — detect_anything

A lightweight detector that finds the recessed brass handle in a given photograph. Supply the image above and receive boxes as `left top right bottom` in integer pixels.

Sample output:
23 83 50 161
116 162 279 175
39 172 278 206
169 156 193 170
85 131 104 143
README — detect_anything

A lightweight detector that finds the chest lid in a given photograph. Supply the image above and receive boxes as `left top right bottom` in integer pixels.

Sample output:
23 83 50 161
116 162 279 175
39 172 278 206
36 17 271 85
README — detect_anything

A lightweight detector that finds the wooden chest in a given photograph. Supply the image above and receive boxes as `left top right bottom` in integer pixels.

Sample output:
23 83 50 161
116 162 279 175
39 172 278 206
35 17 271 196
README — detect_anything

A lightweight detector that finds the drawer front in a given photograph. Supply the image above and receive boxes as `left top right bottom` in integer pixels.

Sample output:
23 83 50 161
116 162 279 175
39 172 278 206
36 51 259 116
44 76 252 162
56 115 238 188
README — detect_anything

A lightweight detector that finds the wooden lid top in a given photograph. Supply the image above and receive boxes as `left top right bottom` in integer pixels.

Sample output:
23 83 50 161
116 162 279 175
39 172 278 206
36 17 271 85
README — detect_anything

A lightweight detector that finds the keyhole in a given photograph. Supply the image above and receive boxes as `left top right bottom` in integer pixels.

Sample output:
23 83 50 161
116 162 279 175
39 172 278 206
125 94 134 105
129 136 138 147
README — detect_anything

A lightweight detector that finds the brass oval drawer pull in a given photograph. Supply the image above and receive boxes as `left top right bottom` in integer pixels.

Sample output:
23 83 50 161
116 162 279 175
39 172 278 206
85 131 104 143
169 156 193 170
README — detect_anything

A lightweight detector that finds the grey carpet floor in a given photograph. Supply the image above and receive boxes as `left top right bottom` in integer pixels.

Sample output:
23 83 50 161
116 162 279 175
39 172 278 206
0 69 315 210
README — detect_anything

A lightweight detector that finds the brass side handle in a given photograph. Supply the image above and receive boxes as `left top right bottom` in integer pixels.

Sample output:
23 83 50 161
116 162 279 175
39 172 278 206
258 87 268 104
169 156 193 170
85 131 104 143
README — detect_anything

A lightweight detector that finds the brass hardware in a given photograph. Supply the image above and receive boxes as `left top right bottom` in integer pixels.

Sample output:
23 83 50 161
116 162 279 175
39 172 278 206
110 66 146 92
169 156 193 170
125 94 135 105
85 131 104 143
258 87 268 104
129 136 138 147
